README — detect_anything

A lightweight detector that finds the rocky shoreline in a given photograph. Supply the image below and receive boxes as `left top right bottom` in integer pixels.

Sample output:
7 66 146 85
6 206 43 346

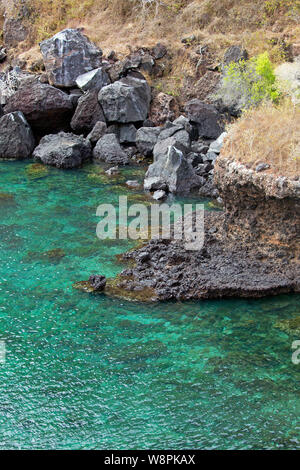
0 28 230 198
0 27 299 303
84 155 299 302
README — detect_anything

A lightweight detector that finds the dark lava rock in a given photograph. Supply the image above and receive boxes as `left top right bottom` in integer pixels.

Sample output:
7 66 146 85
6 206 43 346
87 121 107 144
144 144 200 194
0 47 7 63
119 124 137 144
3 18 28 47
93 134 129 165
4 81 73 134
151 43 167 60
88 275 106 291
116 212 299 301
136 126 160 157
33 132 92 168
98 75 151 123
75 67 110 92
40 29 103 88
0 112 35 160
71 90 106 134
185 99 224 139
224 45 248 66
256 163 271 172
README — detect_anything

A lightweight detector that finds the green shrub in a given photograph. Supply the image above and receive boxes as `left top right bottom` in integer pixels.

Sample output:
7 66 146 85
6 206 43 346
216 52 281 114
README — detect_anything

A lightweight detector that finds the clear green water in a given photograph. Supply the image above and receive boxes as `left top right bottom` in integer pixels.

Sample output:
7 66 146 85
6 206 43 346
0 161 299 450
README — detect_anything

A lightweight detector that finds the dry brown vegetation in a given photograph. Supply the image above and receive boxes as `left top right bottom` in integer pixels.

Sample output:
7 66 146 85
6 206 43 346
222 101 300 177
10 0 300 60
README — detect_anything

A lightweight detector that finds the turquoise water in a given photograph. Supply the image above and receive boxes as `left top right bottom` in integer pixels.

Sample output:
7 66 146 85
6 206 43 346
0 160 299 450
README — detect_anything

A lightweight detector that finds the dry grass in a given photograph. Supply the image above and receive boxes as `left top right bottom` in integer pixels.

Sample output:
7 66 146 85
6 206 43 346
16 1 300 56
222 101 300 177
3 1 300 98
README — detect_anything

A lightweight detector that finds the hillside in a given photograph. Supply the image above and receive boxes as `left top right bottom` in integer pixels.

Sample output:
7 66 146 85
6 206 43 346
1 1 300 98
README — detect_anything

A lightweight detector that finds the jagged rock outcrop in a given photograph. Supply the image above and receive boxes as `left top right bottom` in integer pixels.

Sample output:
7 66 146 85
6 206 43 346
33 132 92 168
4 80 73 133
149 92 179 126
71 90 105 134
144 143 200 194
119 124 137 144
136 127 161 157
75 67 110 92
185 99 224 139
0 111 35 159
93 134 129 165
87 121 107 144
40 29 103 88
105 153 300 301
2 0 30 47
98 75 151 123
214 156 300 254
223 45 249 65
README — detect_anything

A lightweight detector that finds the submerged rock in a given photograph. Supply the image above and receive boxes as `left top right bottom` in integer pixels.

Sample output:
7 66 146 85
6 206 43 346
40 29 103 88
0 112 35 160
26 163 49 179
0 192 15 204
98 75 151 123
33 132 92 168
93 134 129 165
26 248 66 263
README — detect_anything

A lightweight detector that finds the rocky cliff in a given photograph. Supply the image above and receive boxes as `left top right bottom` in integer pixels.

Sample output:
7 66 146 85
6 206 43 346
99 153 300 301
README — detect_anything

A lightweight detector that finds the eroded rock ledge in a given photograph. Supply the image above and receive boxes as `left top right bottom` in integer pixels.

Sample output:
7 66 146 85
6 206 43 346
100 155 300 301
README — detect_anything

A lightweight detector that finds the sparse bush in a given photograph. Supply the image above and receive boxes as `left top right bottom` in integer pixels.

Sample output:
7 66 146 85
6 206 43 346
215 52 281 115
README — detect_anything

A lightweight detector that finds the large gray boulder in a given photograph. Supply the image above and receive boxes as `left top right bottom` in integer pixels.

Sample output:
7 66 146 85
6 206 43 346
75 67 110 92
209 132 228 154
153 131 191 162
4 80 73 133
33 132 92 168
87 121 107 144
93 134 129 165
119 124 137 144
144 145 200 194
40 29 103 88
185 99 223 139
0 112 35 160
71 90 105 134
136 127 160 157
98 76 151 123
157 127 191 148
